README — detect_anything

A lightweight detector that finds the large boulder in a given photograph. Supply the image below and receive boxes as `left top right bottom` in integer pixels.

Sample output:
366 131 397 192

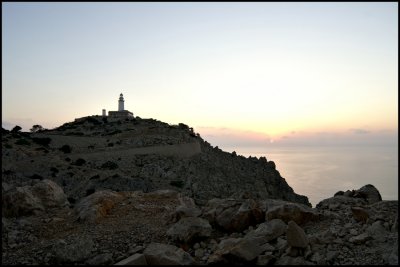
31 179 69 208
143 243 194 265
245 219 287 243
170 196 202 223
266 203 319 225
2 179 68 217
203 198 264 232
74 190 123 223
166 217 212 244
353 184 382 204
286 220 309 248
2 186 44 217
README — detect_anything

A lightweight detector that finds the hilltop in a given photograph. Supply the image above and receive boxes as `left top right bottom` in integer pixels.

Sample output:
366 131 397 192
2 115 309 206
2 116 398 265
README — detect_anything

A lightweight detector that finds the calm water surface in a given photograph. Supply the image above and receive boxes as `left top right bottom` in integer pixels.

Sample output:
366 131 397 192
227 145 398 207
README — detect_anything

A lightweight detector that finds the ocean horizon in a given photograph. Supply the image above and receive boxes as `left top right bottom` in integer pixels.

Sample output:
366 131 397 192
222 144 398 207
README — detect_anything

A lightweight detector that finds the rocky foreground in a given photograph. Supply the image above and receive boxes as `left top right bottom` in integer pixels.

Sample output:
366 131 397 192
2 180 398 265
1 117 398 265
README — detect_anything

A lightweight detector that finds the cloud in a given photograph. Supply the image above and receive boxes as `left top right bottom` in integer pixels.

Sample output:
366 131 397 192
350 128 370 134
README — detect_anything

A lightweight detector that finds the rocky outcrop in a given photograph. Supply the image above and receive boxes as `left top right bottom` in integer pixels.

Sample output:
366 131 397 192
73 190 123 223
331 184 382 205
2 179 68 217
2 117 311 207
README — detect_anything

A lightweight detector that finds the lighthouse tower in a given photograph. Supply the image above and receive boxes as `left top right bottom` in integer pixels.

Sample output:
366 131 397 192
108 93 133 118
118 93 124 111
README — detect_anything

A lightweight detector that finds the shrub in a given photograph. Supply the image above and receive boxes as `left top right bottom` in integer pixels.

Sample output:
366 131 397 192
15 139 31 146
107 143 114 147
11 126 22 133
101 161 118 170
32 137 51 146
72 158 86 166
59 145 72 153
5 144 12 149
86 188 95 196
30 125 44 133
87 117 102 125
170 180 184 188
30 174 43 180
50 167 59 173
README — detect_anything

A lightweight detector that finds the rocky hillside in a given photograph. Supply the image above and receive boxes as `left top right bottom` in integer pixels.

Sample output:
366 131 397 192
1 182 398 265
1 115 309 206
2 116 397 265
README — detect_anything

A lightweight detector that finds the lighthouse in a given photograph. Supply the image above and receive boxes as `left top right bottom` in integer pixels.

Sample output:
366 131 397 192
118 93 124 111
108 93 133 118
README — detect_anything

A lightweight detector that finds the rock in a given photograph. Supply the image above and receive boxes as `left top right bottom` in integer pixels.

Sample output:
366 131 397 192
228 238 266 262
2 186 44 217
349 233 371 244
351 207 369 223
286 220 309 248
353 184 382 204
143 243 194 265
115 253 147 265
194 248 204 258
275 256 307 265
203 198 264 232
316 195 366 210
31 179 69 208
74 190 123 223
366 221 387 242
54 237 94 263
166 217 212 244
256 253 275 265
2 179 68 217
266 203 319 225
85 253 113 265
171 196 202 222
245 219 287 243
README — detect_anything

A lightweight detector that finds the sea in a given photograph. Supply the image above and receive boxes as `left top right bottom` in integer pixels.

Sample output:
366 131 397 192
224 145 398 207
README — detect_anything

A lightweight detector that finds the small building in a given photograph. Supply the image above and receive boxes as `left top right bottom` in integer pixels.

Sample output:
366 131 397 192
108 93 133 118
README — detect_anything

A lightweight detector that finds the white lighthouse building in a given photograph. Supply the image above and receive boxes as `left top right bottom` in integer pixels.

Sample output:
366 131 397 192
108 93 133 118
118 93 124 111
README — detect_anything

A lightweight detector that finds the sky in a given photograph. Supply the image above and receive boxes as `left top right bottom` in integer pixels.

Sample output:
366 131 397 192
2 2 398 148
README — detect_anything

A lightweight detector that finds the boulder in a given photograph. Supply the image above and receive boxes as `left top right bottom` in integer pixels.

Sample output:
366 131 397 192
354 184 382 204
245 219 287 243
166 217 212 244
286 220 309 248
86 253 114 265
316 195 366 210
2 179 68 217
366 221 388 242
115 253 147 265
2 186 44 217
54 237 94 263
266 203 319 225
143 243 194 265
31 179 69 208
171 196 201 223
351 207 369 223
349 233 371 244
203 198 264 232
74 190 123 223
